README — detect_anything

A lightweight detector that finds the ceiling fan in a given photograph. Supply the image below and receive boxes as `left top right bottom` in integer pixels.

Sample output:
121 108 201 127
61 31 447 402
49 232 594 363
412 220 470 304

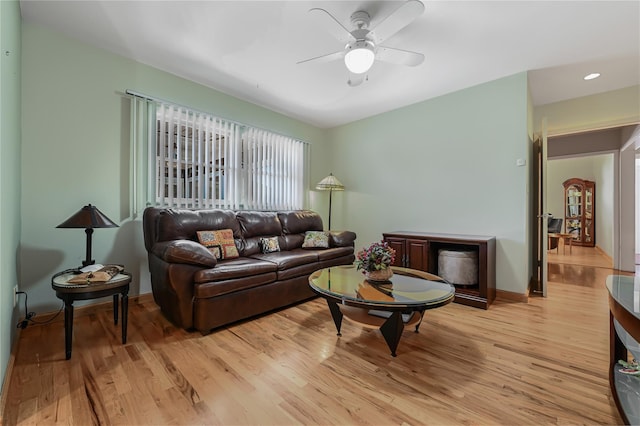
297 0 426 87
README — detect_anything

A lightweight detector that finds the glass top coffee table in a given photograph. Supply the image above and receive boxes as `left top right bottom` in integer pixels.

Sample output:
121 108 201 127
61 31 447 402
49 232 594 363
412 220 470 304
309 265 455 356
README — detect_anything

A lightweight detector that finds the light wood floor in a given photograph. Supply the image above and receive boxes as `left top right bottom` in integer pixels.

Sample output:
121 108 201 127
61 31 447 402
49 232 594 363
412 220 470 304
3 249 633 425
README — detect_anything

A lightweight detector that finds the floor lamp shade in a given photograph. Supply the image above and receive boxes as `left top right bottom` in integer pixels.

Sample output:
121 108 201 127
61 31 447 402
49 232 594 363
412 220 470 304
57 204 119 267
316 173 344 230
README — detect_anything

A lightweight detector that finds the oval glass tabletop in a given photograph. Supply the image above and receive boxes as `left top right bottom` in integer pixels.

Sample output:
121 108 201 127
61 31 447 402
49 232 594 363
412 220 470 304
309 265 455 308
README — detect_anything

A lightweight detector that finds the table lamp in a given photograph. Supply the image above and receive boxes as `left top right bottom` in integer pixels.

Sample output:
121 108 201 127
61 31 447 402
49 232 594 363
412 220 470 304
316 173 345 230
57 204 119 267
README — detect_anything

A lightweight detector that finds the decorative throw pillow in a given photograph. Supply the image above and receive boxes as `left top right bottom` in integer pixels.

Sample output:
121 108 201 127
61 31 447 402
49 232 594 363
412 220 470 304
302 231 329 249
260 236 280 254
196 229 239 260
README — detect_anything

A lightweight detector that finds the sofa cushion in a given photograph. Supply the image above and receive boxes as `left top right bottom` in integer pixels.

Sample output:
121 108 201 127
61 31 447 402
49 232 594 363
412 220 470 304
329 230 357 248
260 236 281 253
278 210 323 234
194 272 277 299
197 229 240 259
152 240 217 267
276 262 325 281
315 246 355 261
156 208 241 242
302 231 329 249
194 257 277 283
280 234 304 251
236 211 282 238
250 249 319 270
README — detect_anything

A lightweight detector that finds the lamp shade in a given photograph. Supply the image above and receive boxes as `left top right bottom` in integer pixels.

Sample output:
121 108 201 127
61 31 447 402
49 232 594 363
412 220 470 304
344 40 375 74
57 204 118 267
316 173 345 191
57 204 118 229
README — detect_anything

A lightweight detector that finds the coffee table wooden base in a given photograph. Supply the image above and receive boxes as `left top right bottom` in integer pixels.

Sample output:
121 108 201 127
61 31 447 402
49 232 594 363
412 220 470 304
326 300 424 357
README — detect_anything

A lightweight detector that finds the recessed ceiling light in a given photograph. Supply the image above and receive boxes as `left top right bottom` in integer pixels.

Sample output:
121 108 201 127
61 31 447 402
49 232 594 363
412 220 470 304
584 73 601 81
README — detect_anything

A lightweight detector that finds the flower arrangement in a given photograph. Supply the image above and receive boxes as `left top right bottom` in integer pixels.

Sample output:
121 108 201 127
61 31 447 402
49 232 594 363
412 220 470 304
355 240 396 273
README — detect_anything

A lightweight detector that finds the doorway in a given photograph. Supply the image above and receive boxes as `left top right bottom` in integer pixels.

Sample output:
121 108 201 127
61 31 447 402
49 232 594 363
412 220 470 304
546 153 615 268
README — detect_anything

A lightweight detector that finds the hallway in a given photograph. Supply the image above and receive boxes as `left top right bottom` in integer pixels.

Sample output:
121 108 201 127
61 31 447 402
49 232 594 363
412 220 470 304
546 245 622 290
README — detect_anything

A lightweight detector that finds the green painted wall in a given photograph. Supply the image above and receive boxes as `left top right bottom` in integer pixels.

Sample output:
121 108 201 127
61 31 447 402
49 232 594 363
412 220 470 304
20 22 328 311
326 73 531 295
0 0 22 393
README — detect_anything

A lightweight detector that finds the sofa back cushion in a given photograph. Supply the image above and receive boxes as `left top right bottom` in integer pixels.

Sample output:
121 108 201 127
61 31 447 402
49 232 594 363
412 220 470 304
278 210 323 234
276 210 323 250
236 211 282 237
156 208 241 242
143 207 164 252
146 208 329 256
236 211 282 256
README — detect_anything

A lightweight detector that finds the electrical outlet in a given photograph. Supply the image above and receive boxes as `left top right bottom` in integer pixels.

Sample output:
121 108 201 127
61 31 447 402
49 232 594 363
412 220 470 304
13 285 19 308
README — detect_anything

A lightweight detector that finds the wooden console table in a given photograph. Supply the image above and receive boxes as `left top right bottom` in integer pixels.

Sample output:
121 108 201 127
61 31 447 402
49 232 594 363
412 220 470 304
383 231 496 309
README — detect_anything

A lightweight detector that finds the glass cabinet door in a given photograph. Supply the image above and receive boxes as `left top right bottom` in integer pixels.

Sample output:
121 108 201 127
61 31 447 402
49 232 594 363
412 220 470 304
584 187 593 243
563 178 595 247
565 184 583 241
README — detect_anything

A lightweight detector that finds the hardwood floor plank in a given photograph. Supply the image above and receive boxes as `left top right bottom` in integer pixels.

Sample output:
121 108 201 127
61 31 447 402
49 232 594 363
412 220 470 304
2 248 630 425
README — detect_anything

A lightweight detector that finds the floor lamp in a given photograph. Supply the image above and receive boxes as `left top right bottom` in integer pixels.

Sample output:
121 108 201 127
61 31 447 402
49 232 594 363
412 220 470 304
316 173 345 230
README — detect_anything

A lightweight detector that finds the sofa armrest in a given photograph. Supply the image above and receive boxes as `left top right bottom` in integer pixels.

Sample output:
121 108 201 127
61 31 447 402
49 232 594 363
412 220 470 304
329 231 357 248
151 240 217 268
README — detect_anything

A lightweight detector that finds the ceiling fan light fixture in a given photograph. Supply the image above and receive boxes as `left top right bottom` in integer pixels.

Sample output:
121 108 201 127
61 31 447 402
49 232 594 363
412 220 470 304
344 40 375 74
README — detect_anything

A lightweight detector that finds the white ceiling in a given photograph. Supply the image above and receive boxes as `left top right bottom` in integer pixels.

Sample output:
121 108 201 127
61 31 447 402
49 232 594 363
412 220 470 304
19 0 640 128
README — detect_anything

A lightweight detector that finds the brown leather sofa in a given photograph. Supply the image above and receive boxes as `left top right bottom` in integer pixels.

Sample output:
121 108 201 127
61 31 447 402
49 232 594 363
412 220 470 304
143 207 356 333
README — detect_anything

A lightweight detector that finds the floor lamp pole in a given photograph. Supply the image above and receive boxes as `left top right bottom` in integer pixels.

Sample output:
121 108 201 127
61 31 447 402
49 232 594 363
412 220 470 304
328 189 333 230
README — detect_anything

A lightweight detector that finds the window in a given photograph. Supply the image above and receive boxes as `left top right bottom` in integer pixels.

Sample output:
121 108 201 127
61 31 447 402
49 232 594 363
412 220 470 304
129 95 308 213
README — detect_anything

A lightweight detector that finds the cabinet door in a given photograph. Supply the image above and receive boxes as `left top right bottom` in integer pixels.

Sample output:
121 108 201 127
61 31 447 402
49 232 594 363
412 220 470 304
565 182 583 242
385 238 406 267
563 178 595 247
407 239 429 271
583 182 595 246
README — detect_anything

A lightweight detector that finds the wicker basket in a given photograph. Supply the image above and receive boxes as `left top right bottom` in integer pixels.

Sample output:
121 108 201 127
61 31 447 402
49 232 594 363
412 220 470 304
365 268 393 282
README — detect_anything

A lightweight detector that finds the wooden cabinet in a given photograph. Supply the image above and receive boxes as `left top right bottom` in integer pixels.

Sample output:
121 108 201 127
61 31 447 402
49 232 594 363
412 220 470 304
383 232 496 309
386 237 428 271
606 275 640 425
563 178 595 247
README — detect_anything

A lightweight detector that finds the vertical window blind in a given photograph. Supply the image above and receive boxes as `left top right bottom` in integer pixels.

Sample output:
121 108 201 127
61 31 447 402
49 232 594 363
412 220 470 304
129 93 308 214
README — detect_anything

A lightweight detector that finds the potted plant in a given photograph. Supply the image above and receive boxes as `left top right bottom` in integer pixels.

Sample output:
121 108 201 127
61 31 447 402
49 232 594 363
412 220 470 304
355 240 396 281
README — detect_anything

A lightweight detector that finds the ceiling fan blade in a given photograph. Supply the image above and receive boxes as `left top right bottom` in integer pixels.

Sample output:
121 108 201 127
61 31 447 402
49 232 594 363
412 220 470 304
376 46 424 67
369 0 425 43
347 73 367 87
309 8 354 44
297 50 345 65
